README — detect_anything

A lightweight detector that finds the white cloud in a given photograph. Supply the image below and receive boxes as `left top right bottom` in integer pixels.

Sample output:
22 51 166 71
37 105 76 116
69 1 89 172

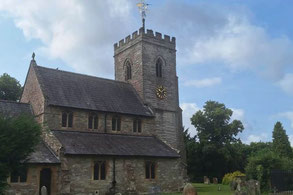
0 0 134 78
180 103 200 136
278 74 293 95
185 15 293 80
1 0 293 95
279 111 293 129
245 133 269 143
231 108 245 122
184 77 222 88
149 1 293 92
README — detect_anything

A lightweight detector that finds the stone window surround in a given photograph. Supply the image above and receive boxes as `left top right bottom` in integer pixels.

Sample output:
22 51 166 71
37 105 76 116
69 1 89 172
133 118 142 133
124 59 132 81
9 167 28 184
61 111 73 128
88 113 98 130
145 161 157 180
155 57 164 78
112 115 121 132
92 161 107 180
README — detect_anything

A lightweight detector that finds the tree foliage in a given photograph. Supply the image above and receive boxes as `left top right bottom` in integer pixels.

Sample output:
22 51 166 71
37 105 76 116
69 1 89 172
0 114 41 193
245 150 293 192
0 73 22 101
272 122 293 158
191 101 244 147
186 101 245 181
184 100 293 192
183 129 200 180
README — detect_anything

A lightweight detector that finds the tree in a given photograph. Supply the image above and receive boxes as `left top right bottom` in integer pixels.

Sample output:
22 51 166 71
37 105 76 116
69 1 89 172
191 101 244 146
188 101 245 180
0 73 22 101
247 142 273 157
272 122 293 158
245 150 292 192
183 128 202 181
0 114 41 193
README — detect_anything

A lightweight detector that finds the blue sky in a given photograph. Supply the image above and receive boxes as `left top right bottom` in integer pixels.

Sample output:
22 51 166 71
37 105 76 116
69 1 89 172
0 0 293 144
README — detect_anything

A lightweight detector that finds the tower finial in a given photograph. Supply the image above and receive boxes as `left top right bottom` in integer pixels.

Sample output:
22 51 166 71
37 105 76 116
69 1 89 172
137 0 149 29
32 52 35 60
30 52 37 66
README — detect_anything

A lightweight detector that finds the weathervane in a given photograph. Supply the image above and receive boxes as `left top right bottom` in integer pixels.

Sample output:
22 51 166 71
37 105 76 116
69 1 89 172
137 0 149 29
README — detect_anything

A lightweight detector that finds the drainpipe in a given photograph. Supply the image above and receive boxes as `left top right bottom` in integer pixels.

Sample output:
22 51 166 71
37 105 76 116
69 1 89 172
112 158 116 193
104 113 107 133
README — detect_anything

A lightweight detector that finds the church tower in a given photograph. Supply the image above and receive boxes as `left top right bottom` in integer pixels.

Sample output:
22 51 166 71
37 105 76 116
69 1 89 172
114 28 184 154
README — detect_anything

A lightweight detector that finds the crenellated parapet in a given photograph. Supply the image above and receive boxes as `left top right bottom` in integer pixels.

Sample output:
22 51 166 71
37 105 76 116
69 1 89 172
114 28 176 55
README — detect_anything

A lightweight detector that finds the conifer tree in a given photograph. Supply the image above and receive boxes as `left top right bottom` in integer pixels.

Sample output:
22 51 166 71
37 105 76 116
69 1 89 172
272 121 293 158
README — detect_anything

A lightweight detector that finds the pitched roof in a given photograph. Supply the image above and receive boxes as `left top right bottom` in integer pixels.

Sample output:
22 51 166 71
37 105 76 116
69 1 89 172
33 65 152 117
0 100 32 117
52 130 179 158
27 141 60 164
0 101 59 164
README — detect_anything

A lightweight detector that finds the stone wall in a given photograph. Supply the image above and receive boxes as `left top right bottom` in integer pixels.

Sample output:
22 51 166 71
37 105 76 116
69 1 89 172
5 165 59 195
59 154 184 194
114 28 183 152
115 34 144 100
43 106 155 136
21 64 46 124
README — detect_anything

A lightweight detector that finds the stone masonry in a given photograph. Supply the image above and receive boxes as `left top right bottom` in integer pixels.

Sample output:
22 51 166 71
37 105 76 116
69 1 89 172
9 27 187 195
114 28 184 154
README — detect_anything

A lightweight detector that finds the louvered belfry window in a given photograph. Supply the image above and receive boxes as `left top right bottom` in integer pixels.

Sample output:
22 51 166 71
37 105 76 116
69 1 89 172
156 58 163 78
125 61 132 80
126 61 132 80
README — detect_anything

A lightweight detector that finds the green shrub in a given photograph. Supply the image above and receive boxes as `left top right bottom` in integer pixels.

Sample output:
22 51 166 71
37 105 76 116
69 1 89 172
222 171 245 185
245 150 293 192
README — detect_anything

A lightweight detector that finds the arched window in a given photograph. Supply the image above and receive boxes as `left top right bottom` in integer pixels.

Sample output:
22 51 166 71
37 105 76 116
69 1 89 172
156 58 163 78
133 118 142 133
125 61 132 80
112 116 121 131
62 111 73 128
93 161 106 180
145 161 156 179
88 113 98 130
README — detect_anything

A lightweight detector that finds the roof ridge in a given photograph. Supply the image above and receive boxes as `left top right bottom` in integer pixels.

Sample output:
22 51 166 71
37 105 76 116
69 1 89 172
0 100 30 105
32 64 153 117
41 140 60 161
51 129 155 138
35 65 130 85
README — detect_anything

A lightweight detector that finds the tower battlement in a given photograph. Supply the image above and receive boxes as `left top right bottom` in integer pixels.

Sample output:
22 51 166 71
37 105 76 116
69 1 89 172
114 28 176 54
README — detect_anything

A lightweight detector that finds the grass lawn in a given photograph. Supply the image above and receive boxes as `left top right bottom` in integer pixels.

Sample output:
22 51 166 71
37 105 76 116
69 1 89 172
162 183 233 195
192 183 232 195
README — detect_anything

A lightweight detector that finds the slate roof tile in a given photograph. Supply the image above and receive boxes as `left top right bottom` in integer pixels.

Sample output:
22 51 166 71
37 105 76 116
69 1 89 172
34 65 153 117
0 100 32 117
27 141 60 164
0 100 60 164
52 130 179 158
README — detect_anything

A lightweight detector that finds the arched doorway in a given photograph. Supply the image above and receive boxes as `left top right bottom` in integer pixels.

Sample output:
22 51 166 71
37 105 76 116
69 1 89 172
39 168 51 195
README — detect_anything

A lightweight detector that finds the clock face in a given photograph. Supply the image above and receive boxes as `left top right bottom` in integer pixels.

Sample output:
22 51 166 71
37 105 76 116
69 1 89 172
156 85 167 99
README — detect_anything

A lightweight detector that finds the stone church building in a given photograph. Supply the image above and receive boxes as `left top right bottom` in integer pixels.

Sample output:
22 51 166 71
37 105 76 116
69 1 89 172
3 27 186 194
